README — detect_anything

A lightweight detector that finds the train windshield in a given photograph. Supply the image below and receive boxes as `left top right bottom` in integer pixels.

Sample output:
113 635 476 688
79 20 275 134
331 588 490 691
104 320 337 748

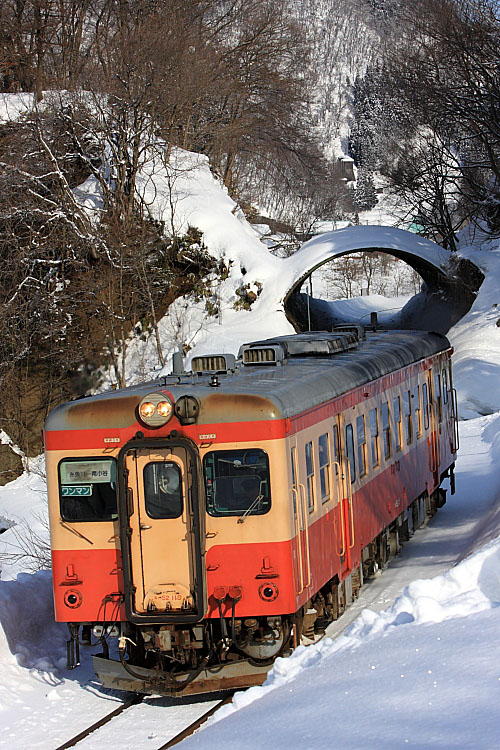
203 449 271 517
58 458 117 521
143 461 183 519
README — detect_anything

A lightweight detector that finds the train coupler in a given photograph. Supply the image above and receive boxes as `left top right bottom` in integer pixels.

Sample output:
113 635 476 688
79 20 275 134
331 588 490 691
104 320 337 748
66 624 80 669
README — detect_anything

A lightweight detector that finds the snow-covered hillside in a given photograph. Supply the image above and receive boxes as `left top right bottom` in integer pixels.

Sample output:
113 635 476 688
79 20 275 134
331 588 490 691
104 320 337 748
2 90 500 747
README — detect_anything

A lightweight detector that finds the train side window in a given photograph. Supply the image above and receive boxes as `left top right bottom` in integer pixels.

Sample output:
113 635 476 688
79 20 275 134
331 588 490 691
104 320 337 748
423 383 430 430
143 462 183 519
356 415 366 476
203 449 271 517
403 390 413 444
414 385 422 438
393 395 402 452
305 441 315 511
442 369 449 405
369 408 379 467
382 402 391 460
332 424 340 475
59 458 117 522
345 424 356 483
318 433 330 501
434 372 443 421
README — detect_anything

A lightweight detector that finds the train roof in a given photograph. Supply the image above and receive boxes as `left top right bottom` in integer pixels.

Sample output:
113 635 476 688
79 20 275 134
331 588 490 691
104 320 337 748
45 329 451 432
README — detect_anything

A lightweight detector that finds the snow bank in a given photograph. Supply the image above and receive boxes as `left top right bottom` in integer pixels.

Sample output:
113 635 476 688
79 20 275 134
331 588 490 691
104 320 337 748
181 537 500 750
449 237 500 419
208 536 500 724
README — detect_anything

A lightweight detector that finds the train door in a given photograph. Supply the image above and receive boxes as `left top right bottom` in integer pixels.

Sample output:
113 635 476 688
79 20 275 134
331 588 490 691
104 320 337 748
120 442 206 622
289 437 311 596
333 414 355 576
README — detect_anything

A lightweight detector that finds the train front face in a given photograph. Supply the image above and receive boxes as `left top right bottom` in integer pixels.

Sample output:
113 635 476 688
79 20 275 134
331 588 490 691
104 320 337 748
45 383 296 692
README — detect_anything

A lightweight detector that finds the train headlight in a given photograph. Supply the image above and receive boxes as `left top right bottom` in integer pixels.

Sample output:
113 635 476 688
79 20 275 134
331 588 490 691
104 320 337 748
138 393 174 427
139 401 156 419
157 400 173 419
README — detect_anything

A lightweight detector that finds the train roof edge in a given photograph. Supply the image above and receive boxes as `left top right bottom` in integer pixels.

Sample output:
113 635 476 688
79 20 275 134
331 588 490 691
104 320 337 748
44 329 452 432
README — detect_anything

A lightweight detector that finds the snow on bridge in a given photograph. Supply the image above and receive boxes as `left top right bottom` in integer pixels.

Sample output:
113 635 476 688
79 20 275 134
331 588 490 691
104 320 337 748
276 226 481 334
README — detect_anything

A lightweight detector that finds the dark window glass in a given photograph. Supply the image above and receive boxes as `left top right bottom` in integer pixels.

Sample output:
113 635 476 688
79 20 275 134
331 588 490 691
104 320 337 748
203 449 271 517
414 385 422 437
59 458 117 522
144 462 183 519
382 402 391 459
332 424 340 475
369 408 379 467
434 372 442 422
318 433 330 500
442 369 449 405
356 415 366 476
393 395 402 451
345 424 356 483
305 441 315 510
423 383 430 430
404 390 413 444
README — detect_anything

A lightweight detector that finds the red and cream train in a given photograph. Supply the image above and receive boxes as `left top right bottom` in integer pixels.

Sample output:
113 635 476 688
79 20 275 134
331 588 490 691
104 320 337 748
45 327 457 695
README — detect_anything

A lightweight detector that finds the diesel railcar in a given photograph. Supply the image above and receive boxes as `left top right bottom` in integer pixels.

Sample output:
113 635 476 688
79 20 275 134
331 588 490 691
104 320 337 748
45 327 457 695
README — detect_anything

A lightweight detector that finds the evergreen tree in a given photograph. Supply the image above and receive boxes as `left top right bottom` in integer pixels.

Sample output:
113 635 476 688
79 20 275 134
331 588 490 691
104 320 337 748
353 168 378 211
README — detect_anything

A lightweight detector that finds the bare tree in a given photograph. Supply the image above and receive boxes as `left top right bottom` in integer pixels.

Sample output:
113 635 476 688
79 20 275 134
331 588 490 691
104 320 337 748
386 0 500 237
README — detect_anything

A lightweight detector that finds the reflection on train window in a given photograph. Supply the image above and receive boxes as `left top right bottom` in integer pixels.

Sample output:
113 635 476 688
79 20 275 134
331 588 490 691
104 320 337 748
356 415 366 476
404 390 413 444
393 395 402 451
305 441 315 511
318 433 330 501
414 385 422 437
382 402 391 460
203 449 271 517
143 462 183 519
345 423 356 483
423 383 430 430
369 408 379 467
59 458 117 522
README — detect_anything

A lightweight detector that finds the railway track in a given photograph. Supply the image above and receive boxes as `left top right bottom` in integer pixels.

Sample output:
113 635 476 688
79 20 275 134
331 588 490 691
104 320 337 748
54 692 232 750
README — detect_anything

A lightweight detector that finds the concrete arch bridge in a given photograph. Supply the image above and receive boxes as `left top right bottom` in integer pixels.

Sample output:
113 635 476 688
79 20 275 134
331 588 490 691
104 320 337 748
280 226 483 335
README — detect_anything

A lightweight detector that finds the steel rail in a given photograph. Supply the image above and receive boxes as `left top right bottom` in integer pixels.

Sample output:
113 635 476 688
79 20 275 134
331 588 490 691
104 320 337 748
156 693 234 749
53 693 143 750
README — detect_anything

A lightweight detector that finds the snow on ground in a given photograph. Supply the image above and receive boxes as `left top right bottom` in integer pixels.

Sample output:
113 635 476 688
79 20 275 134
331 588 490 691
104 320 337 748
2 90 500 747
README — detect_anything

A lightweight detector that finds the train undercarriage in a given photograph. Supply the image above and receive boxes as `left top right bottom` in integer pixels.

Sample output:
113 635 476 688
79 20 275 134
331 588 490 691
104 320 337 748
71 486 448 697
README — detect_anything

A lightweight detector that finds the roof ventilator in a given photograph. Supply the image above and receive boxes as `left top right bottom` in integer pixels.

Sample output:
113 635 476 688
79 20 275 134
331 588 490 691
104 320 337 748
191 353 236 374
239 331 360 364
331 324 365 343
240 344 286 366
